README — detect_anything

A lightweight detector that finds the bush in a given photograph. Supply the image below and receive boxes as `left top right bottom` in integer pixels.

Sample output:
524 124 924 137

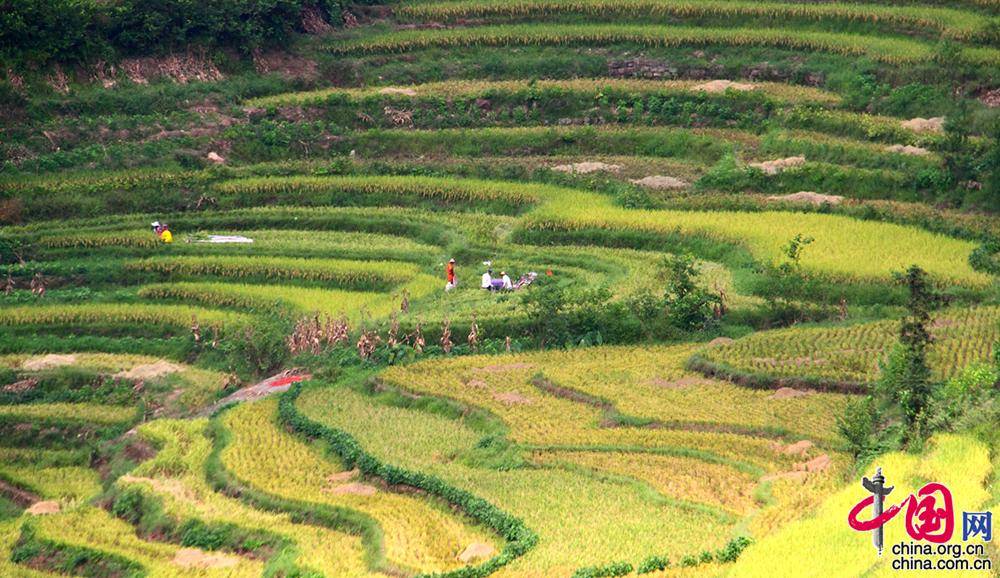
715 536 752 563
636 555 670 573
696 152 762 192
0 0 106 66
1 0 348 67
107 0 310 55
572 562 633 578
662 253 721 331
928 363 1000 443
836 396 881 460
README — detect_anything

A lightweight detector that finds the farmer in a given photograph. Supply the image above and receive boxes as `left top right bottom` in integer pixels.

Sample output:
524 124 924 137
446 258 456 291
481 269 493 290
151 221 173 244
501 271 513 290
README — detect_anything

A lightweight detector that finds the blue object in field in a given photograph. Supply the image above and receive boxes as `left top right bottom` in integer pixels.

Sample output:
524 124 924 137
491 279 504 289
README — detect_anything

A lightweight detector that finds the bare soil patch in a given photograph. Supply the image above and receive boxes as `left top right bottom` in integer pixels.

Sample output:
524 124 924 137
551 162 621 175
3 378 38 393
629 175 689 190
464 378 488 389
172 548 240 569
458 543 497 563
749 156 805 175
22 354 77 371
327 469 360 483
886 144 931 156
773 440 814 456
767 191 843 206
378 87 418 96
901 117 944 134
493 392 533 405
694 79 755 93
795 454 832 472
26 501 61 515
115 360 183 381
707 337 734 347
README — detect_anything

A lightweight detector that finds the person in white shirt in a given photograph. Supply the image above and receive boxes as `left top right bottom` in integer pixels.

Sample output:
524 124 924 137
501 271 513 290
481 269 493 290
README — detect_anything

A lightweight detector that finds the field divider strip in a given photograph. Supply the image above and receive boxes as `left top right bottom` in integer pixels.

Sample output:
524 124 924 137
279 381 539 578
685 352 868 394
529 373 803 442
204 407 403 576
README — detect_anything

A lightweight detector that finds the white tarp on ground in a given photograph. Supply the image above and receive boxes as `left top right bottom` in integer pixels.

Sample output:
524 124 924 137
197 235 254 244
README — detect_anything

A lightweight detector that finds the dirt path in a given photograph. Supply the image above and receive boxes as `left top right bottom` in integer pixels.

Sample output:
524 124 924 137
197 370 310 417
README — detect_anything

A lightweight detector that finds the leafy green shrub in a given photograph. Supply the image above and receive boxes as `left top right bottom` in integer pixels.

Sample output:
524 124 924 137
662 253 722 331
0 0 106 66
696 153 761 192
2 0 350 67
572 561 633 578
636 555 670 573
836 396 882 460
715 535 753 563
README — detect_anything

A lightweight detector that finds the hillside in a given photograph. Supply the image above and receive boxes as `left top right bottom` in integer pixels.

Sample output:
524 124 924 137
0 1 998 577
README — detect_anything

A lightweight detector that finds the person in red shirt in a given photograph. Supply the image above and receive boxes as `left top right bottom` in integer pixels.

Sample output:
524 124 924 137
446 258 456 290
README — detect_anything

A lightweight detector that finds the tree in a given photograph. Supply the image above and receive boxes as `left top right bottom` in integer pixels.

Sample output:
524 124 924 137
838 265 944 455
875 265 942 443
941 99 974 193
779 233 814 275
978 118 1000 209
662 254 721 331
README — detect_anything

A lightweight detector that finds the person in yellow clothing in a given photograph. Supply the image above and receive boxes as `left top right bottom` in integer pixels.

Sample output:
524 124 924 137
151 221 173 244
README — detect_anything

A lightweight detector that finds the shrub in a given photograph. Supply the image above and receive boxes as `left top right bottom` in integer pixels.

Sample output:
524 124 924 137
572 561 634 578
716 536 753 563
662 253 722 331
636 555 670 573
2 0 347 67
836 396 882 460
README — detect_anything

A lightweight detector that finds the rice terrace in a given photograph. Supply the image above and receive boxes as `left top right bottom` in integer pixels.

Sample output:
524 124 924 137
2 0 1000 576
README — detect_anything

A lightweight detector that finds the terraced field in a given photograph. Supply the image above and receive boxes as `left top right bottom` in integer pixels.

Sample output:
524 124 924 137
2 0 999 576
693 305 1000 388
